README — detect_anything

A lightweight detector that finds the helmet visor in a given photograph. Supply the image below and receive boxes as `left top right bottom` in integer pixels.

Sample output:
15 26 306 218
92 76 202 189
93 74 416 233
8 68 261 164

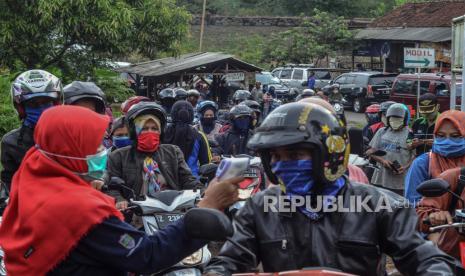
22 92 59 101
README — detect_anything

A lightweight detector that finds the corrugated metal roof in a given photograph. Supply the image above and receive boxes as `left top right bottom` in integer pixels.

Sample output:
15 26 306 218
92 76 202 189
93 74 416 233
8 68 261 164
115 52 262 77
355 27 451 42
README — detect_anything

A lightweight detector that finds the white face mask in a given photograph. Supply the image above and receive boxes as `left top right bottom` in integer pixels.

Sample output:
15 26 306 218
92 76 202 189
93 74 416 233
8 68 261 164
389 117 404 130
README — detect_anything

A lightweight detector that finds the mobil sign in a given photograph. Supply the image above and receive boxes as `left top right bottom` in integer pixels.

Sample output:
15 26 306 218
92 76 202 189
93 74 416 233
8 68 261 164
404 48 435 68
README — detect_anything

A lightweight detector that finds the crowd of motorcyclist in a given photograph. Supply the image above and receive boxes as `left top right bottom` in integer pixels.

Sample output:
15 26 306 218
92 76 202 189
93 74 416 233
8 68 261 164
1 69 465 275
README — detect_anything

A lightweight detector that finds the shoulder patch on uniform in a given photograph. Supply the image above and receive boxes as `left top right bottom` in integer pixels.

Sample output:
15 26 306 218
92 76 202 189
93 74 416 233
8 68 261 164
119 233 136 250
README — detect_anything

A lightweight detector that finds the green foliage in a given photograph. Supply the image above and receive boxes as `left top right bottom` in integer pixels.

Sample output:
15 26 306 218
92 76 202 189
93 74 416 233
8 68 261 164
263 10 353 66
94 70 134 104
0 74 20 137
177 0 399 17
0 0 190 80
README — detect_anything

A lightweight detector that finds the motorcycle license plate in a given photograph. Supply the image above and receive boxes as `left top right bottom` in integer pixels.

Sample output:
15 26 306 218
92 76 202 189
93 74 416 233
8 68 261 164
154 213 184 229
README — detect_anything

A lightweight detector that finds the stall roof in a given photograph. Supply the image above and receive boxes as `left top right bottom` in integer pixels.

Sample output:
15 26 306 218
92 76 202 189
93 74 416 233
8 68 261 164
115 52 262 77
355 27 451 42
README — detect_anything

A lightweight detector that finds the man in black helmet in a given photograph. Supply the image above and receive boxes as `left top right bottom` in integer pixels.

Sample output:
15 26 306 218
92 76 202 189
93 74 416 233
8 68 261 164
63 81 107 114
204 102 459 275
215 105 254 156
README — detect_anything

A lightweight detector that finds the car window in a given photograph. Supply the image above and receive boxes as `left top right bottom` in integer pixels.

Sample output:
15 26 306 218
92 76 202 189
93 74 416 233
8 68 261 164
369 76 396 86
354 75 369 86
334 76 346 84
411 81 431 95
311 70 331 80
393 79 414 94
345 76 356 84
280 69 292 79
292 69 304 80
256 73 281 85
272 70 281 78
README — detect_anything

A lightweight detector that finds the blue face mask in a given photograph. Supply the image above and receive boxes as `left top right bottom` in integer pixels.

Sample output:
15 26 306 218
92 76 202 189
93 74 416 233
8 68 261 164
112 136 132 148
271 160 314 196
432 137 465 157
24 103 53 127
233 117 250 133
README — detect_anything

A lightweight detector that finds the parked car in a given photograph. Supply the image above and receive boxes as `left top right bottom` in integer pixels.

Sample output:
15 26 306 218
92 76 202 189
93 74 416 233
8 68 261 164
323 71 397 113
255 72 295 101
271 66 334 91
389 73 462 112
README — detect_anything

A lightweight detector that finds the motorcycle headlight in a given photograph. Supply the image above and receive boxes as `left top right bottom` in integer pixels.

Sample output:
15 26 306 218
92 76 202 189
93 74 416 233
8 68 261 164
182 248 203 265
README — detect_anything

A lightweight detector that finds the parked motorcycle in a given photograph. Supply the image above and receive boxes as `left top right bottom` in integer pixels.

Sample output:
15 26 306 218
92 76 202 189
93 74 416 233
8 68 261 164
105 177 211 276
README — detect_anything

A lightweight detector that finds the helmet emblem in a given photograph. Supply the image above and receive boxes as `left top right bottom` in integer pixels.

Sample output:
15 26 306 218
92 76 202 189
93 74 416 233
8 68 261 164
326 135 346 154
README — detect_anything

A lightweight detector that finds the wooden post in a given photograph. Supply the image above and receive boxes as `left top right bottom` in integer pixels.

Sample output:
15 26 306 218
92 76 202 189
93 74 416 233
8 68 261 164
199 0 207 52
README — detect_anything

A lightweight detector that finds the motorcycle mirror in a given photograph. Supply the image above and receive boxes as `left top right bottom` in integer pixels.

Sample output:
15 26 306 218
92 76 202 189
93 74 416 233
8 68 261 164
199 163 219 176
184 208 233 241
108 177 137 200
416 179 450 197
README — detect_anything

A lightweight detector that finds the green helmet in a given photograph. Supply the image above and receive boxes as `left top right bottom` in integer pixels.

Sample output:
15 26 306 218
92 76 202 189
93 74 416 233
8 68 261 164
11 70 63 119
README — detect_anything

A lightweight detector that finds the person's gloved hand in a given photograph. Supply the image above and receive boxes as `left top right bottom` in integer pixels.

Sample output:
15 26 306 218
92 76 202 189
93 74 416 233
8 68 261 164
198 177 242 211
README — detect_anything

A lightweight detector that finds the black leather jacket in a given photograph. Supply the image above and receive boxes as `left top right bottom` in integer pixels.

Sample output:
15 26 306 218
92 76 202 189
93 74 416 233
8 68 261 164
1 125 35 189
205 181 459 276
215 129 254 156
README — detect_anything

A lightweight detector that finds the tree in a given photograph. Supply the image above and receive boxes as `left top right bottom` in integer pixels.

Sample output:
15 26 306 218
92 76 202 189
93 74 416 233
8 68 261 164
0 0 191 79
263 9 353 66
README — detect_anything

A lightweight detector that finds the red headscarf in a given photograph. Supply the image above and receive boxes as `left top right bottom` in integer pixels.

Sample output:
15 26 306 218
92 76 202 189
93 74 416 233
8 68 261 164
430 110 465 177
0 106 123 276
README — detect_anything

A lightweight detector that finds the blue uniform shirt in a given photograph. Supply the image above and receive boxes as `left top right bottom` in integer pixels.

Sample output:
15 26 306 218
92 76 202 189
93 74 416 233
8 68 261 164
48 216 205 275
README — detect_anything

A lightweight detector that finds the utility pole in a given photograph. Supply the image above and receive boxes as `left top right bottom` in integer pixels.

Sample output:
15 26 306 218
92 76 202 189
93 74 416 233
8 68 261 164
199 0 207 52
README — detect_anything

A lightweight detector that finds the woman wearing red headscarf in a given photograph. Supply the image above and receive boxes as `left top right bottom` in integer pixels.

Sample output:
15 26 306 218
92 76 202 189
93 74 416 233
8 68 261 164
405 110 465 205
0 105 238 276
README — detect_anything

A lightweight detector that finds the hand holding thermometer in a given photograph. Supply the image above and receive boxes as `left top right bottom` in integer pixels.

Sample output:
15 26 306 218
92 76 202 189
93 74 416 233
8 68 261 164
216 157 250 181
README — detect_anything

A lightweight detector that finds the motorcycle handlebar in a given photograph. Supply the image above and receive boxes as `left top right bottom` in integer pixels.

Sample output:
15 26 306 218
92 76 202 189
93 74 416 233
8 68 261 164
429 222 465 232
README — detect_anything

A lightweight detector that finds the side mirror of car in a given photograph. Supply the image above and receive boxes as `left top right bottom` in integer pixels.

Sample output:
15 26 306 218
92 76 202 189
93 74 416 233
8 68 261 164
329 80 334 85
301 81 308 87
184 208 233 241
416 179 450 197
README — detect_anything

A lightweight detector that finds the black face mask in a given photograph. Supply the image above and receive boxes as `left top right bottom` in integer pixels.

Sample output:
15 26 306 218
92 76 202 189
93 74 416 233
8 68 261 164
201 117 215 126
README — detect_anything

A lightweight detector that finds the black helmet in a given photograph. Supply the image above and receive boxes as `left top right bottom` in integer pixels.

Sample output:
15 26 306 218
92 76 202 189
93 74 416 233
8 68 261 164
174 88 188 101
240 100 261 115
197 100 218 115
232 90 252 104
248 102 349 185
187 89 200 97
126 101 167 140
158 88 175 100
380 101 396 114
63 81 106 114
229 104 253 121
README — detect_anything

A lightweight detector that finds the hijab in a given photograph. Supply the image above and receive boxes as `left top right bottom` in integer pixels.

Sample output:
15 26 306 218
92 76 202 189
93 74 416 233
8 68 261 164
164 101 197 159
0 106 123 275
430 110 465 178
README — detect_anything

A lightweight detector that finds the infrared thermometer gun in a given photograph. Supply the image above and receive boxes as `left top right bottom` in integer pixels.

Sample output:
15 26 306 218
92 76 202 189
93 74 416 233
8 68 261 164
216 157 250 181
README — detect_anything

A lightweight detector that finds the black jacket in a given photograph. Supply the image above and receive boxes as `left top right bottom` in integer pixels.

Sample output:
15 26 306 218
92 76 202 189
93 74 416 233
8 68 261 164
1 125 35 189
205 181 459 276
106 144 201 201
215 129 254 156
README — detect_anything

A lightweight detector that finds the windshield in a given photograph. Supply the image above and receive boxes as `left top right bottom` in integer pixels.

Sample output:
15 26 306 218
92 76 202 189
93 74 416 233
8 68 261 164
256 73 281 85
369 76 396 86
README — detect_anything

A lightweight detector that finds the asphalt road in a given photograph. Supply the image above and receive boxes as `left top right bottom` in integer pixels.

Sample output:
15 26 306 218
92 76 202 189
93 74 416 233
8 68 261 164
345 111 367 129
